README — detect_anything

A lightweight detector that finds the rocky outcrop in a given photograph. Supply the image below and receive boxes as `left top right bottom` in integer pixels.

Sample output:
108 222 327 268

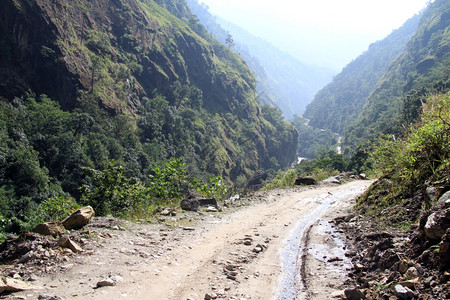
180 197 218 211
32 222 66 237
294 177 317 186
62 206 95 230
338 187 450 299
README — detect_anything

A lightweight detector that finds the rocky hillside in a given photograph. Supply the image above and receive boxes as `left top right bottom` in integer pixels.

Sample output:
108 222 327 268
0 0 298 232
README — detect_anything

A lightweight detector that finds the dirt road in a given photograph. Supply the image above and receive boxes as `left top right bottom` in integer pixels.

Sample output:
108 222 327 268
11 180 372 300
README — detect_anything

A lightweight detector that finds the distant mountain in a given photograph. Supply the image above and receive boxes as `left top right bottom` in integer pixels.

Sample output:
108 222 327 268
186 0 334 118
345 0 450 147
302 13 422 135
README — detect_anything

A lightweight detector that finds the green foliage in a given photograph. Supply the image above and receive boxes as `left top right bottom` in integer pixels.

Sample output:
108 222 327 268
24 194 81 230
38 195 81 222
0 0 300 231
80 161 147 217
291 115 338 159
303 13 421 134
147 158 187 204
191 175 229 200
262 169 297 190
359 92 450 218
295 158 341 182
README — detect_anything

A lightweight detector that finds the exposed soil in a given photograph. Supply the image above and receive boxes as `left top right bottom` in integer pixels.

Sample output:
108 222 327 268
0 180 373 300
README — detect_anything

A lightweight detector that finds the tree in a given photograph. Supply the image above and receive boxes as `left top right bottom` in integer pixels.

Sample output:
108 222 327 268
225 33 235 48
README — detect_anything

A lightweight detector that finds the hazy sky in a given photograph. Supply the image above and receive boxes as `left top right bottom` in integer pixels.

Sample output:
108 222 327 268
200 0 430 71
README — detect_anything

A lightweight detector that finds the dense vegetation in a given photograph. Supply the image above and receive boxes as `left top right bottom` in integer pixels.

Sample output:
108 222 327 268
357 92 449 227
0 0 298 237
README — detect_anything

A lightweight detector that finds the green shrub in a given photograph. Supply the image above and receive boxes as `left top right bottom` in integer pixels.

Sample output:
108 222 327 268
80 161 147 217
191 175 229 200
263 168 297 190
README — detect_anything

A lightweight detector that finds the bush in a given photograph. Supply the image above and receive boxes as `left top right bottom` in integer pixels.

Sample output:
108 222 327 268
361 92 450 211
191 175 229 200
146 158 188 205
263 169 298 190
80 161 147 217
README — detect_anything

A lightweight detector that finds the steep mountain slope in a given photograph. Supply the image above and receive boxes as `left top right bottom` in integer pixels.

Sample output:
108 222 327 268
0 0 298 218
186 0 334 118
345 0 450 146
302 13 421 134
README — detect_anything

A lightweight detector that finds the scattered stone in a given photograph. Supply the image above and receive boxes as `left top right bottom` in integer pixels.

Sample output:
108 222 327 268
96 278 115 287
32 221 66 237
354 263 365 272
0 277 41 293
206 206 218 212
328 257 343 263
322 176 341 184
437 190 450 204
159 208 171 216
393 284 413 300
62 206 95 230
18 251 35 264
403 267 419 280
38 295 63 300
424 210 450 240
359 173 368 180
344 287 366 300
57 237 82 253
252 245 263 253
204 292 218 299
398 259 410 274
181 226 195 231
95 274 123 288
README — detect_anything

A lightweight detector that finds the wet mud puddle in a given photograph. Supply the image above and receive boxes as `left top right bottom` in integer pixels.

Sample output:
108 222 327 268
277 184 367 300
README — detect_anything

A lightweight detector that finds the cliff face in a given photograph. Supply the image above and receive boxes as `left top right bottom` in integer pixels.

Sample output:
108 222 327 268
0 0 79 106
0 0 257 115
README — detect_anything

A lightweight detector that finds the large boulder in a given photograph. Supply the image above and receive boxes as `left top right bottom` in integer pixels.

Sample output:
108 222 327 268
180 199 199 211
62 206 95 230
294 177 317 186
32 221 66 237
198 198 218 208
424 208 450 240
180 198 218 211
